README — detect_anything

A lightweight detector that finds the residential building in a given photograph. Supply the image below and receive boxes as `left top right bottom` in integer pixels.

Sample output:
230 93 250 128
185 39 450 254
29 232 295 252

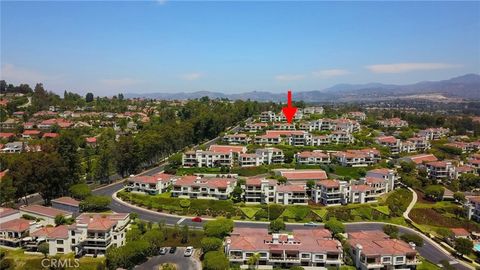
465 196 480 222
243 178 277 204
303 106 324 115
223 133 250 144
239 153 263 167
256 147 285 165
425 161 454 181
244 122 268 132
343 111 366 121
366 168 396 192
407 136 431 152
311 135 331 146
348 231 419 270
225 227 343 268
0 207 21 224
272 122 296 130
0 118 19 129
172 175 237 200
332 149 380 167
183 150 233 167
276 169 328 184
296 151 330 165
0 218 32 247
376 136 401 155
51 197 81 216
275 185 308 205
377 118 408 128
454 165 477 179
125 173 177 194
19 205 72 226
329 131 354 144
1 142 24 153
401 154 438 167
22 130 41 139
68 213 130 256
312 180 349 205
418 128 449 140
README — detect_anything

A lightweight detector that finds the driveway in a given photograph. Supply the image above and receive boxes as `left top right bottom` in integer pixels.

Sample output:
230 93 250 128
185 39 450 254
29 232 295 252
134 247 201 270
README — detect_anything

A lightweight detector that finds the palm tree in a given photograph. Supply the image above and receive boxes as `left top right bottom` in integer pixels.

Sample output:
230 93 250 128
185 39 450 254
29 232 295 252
247 252 261 269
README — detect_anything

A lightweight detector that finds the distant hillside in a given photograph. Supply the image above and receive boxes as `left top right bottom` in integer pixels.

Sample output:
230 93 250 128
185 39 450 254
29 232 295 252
126 74 480 101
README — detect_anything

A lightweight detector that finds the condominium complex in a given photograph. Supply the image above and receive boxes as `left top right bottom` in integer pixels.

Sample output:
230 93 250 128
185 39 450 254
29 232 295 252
225 227 343 269
125 172 178 194
348 231 419 270
172 175 237 200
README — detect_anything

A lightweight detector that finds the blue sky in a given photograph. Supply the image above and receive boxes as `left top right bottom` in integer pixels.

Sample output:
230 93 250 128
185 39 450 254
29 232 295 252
1 1 479 96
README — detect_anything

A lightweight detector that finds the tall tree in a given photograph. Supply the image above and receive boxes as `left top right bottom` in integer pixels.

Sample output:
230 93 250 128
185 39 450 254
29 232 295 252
115 135 141 177
56 133 81 185
85 92 94 103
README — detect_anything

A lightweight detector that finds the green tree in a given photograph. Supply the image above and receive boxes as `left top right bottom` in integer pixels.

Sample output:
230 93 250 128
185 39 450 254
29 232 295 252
142 229 164 254
400 233 424 247
231 186 243 203
204 218 234 238
0 176 16 206
325 218 345 235
54 215 67 226
269 219 286 233
424 185 444 201
68 183 91 200
56 132 81 185
181 225 189 244
38 242 49 258
383 224 399 238
454 238 473 255
453 192 466 203
247 252 261 269
203 251 229 270
201 237 223 253
85 92 94 103
79 195 111 212
115 135 142 177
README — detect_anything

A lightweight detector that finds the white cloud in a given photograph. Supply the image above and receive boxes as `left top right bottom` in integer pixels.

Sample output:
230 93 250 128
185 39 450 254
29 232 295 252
275 74 306 81
100 78 141 88
181 72 203 81
0 63 56 84
366 62 461 73
312 69 350 78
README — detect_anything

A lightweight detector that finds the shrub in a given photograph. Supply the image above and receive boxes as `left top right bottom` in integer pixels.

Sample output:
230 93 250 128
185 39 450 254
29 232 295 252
179 199 191 208
80 195 111 212
325 218 345 235
400 233 424 247
383 224 399 238
269 220 286 233
203 251 229 270
201 237 223 253
424 185 445 201
455 238 473 255
204 218 234 238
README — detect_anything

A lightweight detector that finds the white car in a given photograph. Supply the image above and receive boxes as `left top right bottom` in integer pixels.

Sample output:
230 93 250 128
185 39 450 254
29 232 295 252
184 246 194 257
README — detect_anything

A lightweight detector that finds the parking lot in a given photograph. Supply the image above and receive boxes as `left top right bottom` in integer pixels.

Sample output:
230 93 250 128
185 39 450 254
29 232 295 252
134 247 201 270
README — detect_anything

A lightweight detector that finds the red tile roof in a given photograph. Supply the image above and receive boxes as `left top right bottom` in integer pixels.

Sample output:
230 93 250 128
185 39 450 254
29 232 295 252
348 231 416 256
0 133 15 138
451 228 470 237
42 132 59 138
208 145 246 154
0 207 19 218
277 185 306 193
280 169 327 181
75 213 129 232
297 151 329 158
20 205 71 218
376 136 398 144
317 179 340 188
31 225 69 239
22 130 41 136
407 154 438 165
51 196 80 207
0 218 30 232
86 137 97 143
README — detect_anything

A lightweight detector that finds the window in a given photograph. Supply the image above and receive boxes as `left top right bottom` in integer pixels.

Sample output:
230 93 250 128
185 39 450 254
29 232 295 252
394 256 405 264
57 248 64 252
72 239 75 244
113 235 117 240
71 231 75 236
301 253 310 259
382 256 391 263
56 240 64 244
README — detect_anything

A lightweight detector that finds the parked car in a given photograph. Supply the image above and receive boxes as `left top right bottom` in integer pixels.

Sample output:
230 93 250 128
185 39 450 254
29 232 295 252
159 247 168 255
169 247 177 254
192 216 202 222
184 246 194 257
304 222 318 227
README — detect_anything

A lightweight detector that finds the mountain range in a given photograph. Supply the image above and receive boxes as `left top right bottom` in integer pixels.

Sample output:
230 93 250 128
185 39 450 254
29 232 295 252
125 74 480 102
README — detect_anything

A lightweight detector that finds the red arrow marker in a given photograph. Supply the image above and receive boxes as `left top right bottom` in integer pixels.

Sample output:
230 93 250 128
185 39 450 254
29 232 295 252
282 90 297 123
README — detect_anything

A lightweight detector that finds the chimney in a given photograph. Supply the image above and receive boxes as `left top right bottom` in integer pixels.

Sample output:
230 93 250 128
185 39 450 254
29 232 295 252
272 233 279 244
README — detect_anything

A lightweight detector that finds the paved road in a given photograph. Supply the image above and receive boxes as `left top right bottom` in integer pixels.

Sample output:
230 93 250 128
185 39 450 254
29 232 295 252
134 247 201 270
94 180 469 270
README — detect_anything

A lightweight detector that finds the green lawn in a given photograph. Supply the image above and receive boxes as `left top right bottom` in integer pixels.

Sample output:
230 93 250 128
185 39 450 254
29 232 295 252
0 248 105 270
373 205 391 215
240 207 260 219
312 208 328 220
417 258 441 270
333 166 371 179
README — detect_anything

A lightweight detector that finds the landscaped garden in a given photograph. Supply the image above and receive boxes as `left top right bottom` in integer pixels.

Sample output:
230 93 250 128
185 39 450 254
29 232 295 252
118 187 412 225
